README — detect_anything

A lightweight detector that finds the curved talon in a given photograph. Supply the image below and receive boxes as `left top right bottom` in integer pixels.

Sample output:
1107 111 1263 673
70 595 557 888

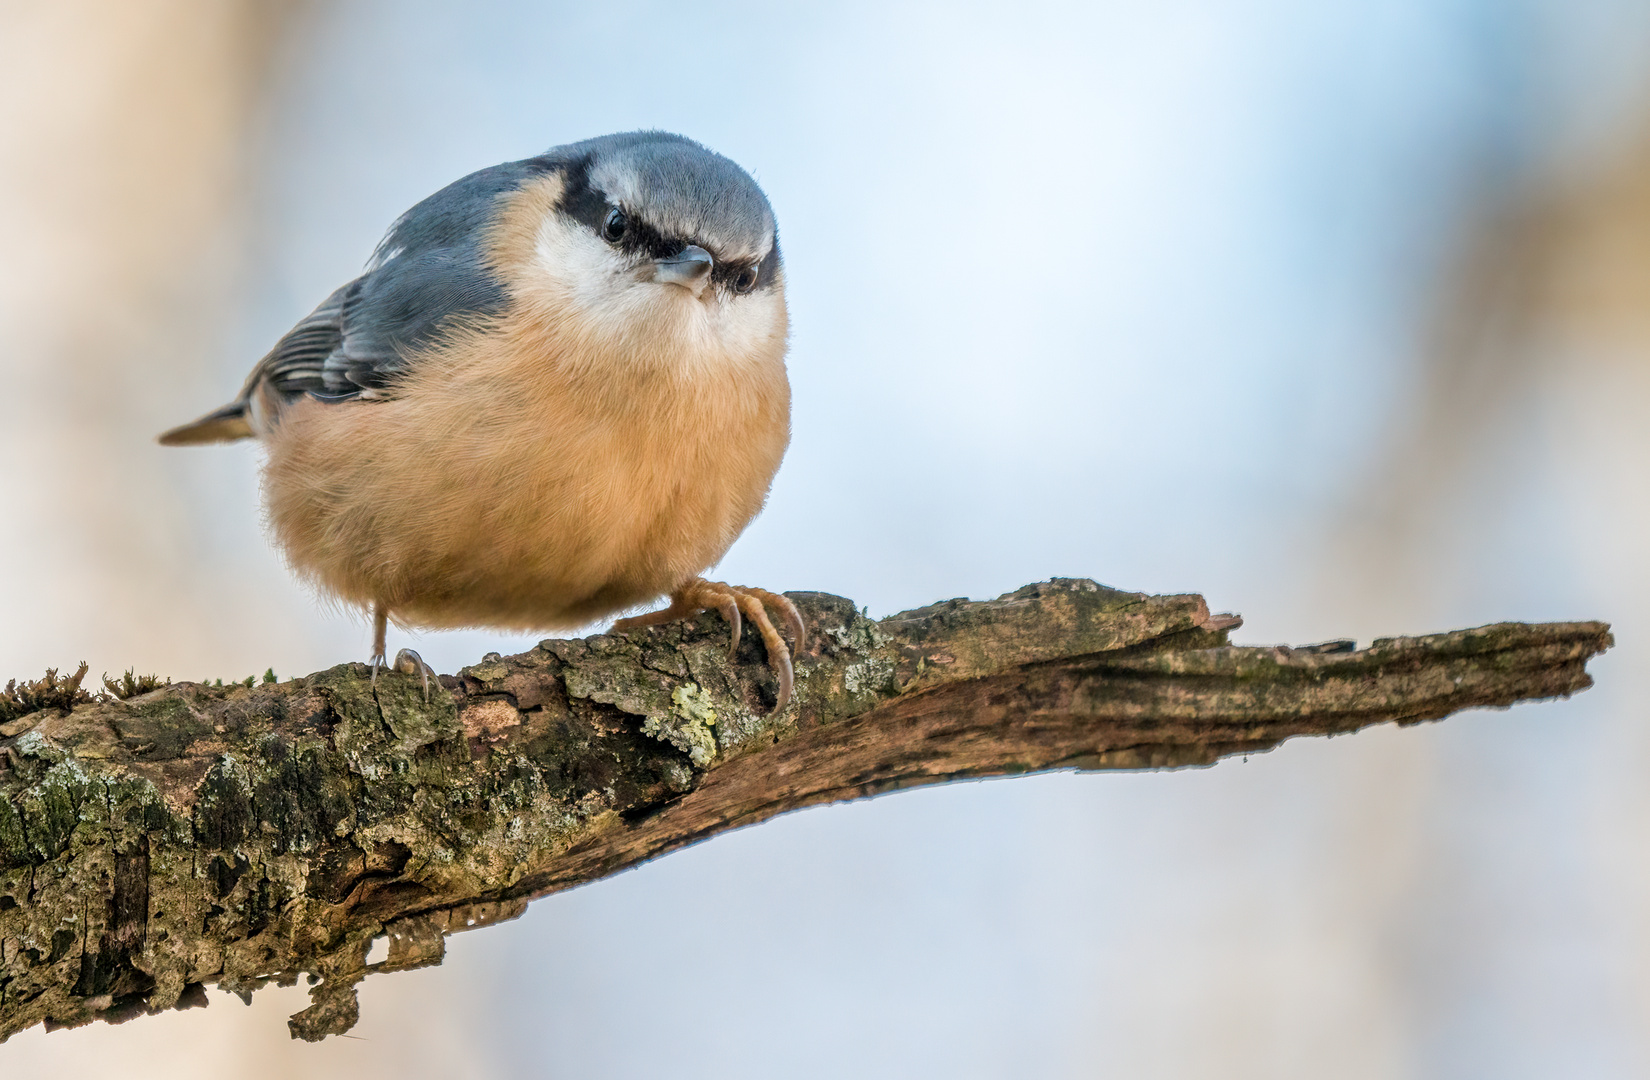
611 578 805 714
732 591 793 712
369 653 387 686
714 592 742 662
393 648 434 703
769 640 794 712
746 587 806 658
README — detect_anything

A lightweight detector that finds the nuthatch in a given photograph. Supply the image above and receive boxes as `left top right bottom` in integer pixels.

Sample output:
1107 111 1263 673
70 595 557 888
160 131 804 707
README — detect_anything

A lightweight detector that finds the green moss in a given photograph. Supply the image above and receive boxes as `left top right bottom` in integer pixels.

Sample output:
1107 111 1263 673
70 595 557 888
0 663 95 723
374 674 462 757
463 658 509 682
249 735 358 854
15 759 92 863
110 692 216 761
0 796 26 869
193 755 254 850
101 670 170 700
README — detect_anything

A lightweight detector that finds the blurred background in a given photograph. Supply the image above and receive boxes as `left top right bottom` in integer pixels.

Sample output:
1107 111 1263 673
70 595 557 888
3 0 1650 1075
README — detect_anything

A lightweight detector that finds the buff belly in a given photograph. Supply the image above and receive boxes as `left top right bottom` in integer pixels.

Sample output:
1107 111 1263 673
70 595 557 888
260 377 787 631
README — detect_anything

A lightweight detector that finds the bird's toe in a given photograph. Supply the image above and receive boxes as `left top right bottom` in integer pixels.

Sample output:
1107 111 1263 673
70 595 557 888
393 648 435 702
612 578 805 714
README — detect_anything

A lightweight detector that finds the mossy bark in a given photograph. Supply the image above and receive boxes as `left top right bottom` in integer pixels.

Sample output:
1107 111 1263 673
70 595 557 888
0 580 1610 1041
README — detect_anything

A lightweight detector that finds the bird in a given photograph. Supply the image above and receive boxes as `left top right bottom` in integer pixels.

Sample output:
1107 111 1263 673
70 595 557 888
158 131 804 709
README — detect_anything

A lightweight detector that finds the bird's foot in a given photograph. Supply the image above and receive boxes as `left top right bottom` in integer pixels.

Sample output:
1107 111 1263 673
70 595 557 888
367 646 434 703
393 648 435 703
614 579 807 712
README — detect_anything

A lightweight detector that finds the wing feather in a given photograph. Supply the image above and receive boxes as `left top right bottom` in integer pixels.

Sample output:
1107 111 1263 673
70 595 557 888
251 158 549 416
159 156 550 443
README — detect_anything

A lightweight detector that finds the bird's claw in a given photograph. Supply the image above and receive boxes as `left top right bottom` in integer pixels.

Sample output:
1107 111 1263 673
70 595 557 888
393 648 435 703
367 646 434 703
613 579 806 713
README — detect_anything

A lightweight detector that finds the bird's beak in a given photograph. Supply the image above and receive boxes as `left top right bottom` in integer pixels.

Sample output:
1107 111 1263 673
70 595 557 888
652 245 714 297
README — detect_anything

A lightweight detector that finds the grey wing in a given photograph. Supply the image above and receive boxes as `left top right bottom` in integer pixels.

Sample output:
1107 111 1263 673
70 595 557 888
158 157 540 446
226 278 391 438
256 157 548 407
245 282 354 403
257 250 504 400
157 285 371 446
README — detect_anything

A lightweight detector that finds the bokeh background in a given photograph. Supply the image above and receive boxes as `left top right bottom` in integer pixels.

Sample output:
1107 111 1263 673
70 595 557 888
4 0 1650 1076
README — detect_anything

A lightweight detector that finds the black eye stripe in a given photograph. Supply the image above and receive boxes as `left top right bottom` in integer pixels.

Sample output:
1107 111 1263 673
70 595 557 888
552 161 778 290
555 156 608 230
754 237 781 290
623 218 678 259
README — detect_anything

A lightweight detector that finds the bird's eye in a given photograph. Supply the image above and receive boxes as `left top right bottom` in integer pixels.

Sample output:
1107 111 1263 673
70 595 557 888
602 208 627 243
733 265 759 294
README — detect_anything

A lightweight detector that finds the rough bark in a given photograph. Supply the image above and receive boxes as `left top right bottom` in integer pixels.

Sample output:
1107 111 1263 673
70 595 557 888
0 579 1610 1042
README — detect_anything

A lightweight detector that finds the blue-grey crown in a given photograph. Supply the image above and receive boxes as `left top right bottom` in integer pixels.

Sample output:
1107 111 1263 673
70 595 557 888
548 131 777 264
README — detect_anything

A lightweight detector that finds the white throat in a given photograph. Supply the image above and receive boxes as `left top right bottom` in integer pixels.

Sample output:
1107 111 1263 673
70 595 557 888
523 214 788 378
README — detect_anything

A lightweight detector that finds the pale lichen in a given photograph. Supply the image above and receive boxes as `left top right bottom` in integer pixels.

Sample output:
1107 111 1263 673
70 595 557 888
639 683 719 766
842 655 899 697
463 657 509 683
827 617 886 653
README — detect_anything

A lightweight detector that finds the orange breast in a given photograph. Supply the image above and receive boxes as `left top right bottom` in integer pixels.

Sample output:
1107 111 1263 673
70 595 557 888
260 308 790 632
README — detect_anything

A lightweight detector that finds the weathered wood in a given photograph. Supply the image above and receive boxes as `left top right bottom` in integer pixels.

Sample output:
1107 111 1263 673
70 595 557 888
0 580 1610 1041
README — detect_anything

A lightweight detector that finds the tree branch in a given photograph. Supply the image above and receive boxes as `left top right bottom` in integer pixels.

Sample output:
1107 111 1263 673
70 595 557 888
0 580 1610 1041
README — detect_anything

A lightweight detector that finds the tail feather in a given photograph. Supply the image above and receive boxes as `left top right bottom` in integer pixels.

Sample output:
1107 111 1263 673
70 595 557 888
157 401 254 446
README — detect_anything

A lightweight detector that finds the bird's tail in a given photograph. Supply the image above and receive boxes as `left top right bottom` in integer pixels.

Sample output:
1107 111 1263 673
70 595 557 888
157 400 255 446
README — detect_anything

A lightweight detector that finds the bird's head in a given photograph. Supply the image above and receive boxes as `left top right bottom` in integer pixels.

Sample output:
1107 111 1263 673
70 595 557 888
497 131 787 373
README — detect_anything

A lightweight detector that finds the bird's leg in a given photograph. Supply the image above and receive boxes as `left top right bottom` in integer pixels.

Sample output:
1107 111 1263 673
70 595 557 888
369 604 388 686
613 579 807 712
367 605 434 702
